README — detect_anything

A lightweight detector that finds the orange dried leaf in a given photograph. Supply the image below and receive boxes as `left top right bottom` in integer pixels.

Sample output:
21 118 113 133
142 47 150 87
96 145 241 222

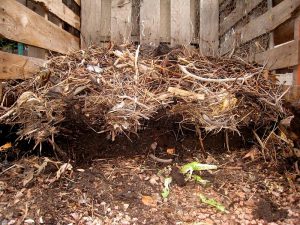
243 147 259 161
141 195 157 207
0 142 12 152
166 148 175 155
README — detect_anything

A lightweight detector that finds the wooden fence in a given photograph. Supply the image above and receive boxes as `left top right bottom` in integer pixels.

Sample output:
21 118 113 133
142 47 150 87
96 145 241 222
219 0 300 85
0 0 300 86
0 0 81 79
80 0 219 55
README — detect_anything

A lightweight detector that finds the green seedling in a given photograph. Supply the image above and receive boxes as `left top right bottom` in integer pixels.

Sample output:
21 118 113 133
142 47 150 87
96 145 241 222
199 194 228 213
180 162 217 179
192 175 209 185
161 177 172 199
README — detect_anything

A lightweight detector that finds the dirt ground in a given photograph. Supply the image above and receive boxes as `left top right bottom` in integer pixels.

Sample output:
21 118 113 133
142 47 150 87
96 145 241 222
0 123 299 225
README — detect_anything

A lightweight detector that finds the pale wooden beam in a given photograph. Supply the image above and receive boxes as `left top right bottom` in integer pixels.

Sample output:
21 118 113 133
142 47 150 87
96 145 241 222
170 0 191 46
199 0 219 56
81 0 102 48
111 0 132 44
140 0 160 46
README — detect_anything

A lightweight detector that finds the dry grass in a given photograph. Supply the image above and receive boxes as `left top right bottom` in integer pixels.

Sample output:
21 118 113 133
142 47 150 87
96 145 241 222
0 44 287 147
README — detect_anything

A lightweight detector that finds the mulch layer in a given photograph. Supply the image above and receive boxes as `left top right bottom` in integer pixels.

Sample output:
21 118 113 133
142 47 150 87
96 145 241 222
0 146 299 225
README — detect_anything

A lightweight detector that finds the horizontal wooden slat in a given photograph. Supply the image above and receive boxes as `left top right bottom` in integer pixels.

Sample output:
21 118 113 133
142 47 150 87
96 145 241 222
220 0 264 36
253 40 299 70
32 0 80 30
0 0 80 54
0 51 46 79
220 0 300 55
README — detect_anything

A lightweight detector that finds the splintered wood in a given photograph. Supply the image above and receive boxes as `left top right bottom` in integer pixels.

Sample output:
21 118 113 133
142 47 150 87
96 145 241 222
0 45 286 145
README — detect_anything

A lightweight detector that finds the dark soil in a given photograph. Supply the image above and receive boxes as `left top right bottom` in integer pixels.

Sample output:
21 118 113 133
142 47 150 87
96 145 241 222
253 198 288 222
0 121 299 224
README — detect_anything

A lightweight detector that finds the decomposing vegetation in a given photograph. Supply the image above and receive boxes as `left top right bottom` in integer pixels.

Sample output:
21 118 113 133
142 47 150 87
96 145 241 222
0 44 288 149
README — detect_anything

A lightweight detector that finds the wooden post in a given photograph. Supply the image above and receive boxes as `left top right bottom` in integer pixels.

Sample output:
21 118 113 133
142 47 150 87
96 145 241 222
199 0 219 56
170 0 191 46
267 0 275 49
111 0 132 44
140 0 160 46
81 0 102 48
294 16 300 86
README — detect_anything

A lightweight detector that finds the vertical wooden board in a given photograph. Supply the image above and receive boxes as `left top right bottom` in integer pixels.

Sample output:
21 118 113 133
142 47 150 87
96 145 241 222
170 0 191 46
111 0 132 44
294 17 300 86
267 0 275 49
26 1 47 58
81 0 102 48
160 0 170 43
131 0 140 38
190 0 200 43
140 0 160 45
100 0 112 41
199 0 219 56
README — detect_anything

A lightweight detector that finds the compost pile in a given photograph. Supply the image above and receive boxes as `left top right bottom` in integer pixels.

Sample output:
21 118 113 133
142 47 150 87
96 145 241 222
0 44 287 146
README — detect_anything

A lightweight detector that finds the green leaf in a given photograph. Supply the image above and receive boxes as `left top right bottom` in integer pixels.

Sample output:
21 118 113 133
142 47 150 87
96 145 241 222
180 162 217 175
161 177 172 199
192 175 209 185
199 194 227 213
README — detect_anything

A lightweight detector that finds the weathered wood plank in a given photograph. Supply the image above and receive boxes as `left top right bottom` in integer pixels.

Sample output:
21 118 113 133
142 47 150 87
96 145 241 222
32 0 80 30
170 0 191 46
0 51 45 80
26 0 48 59
111 0 132 44
140 0 160 46
81 0 102 48
0 0 79 54
160 0 171 43
267 0 275 48
220 0 300 55
199 0 219 56
254 40 298 70
220 0 264 36
191 0 199 42
293 16 300 85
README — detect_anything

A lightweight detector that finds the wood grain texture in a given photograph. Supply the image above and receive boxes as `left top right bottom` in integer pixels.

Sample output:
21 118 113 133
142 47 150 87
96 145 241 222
140 0 160 46
26 0 47 59
0 51 45 79
199 0 219 56
81 0 102 48
111 0 132 44
32 0 80 30
293 16 300 85
0 0 79 54
160 0 171 43
220 0 300 55
220 0 264 36
170 0 191 46
254 40 298 70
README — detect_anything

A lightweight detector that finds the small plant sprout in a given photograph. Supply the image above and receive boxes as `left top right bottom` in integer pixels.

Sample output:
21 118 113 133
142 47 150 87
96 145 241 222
199 194 228 213
180 162 217 180
161 177 172 199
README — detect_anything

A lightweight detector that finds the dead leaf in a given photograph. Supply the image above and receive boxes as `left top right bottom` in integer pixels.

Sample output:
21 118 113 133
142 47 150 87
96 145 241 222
48 163 73 183
0 142 12 152
166 147 175 155
22 169 35 186
141 195 157 207
243 147 259 161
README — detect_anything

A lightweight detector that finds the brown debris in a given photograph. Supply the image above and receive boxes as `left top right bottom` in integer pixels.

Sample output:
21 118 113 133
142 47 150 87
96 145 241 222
0 44 286 146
